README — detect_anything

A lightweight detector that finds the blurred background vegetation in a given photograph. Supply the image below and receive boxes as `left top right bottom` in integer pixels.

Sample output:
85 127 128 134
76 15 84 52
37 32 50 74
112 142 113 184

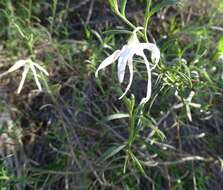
0 0 223 189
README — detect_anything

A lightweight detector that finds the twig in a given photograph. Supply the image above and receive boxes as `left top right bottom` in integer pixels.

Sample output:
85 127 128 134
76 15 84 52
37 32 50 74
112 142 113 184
85 0 95 25
209 26 223 32
142 155 215 167
72 0 91 11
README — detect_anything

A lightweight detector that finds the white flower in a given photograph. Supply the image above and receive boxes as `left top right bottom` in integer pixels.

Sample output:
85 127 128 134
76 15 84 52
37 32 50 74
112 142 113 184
173 90 201 121
95 27 160 104
0 58 49 94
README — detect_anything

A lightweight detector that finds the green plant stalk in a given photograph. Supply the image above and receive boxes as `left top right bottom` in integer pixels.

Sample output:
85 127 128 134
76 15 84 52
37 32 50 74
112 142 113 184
50 0 58 34
125 104 146 174
123 107 135 174
127 103 142 156
120 0 127 17
116 12 135 30
28 0 32 24
128 110 135 150
144 0 152 42
116 12 149 42
13 23 26 38
121 96 137 173
113 6 150 43
27 37 34 55
13 23 34 54
108 0 119 13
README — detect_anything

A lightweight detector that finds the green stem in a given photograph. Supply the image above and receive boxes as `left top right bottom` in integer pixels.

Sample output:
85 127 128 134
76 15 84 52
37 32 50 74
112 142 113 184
50 0 58 34
117 12 136 30
144 0 152 43
127 108 135 152
120 0 127 17
28 0 32 24
117 12 148 42
123 108 135 174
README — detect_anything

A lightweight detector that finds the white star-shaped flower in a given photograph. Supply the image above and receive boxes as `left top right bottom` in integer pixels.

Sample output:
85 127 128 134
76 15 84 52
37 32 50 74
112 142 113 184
173 90 201 121
0 58 49 94
95 27 160 104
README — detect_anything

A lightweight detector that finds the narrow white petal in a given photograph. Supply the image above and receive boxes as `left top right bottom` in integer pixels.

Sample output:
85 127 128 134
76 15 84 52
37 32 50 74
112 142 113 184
17 65 30 94
173 103 184 109
187 91 195 102
95 50 121 77
8 59 26 73
189 102 201 108
140 54 152 105
117 47 131 83
174 90 181 100
119 56 134 99
186 105 192 121
30 63 42 91
0 71 9 78
139 43 160 67
32 62 49 76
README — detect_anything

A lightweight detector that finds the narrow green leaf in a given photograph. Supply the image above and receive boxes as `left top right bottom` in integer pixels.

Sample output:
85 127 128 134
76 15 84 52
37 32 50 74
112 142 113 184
99 144 126 162
141 116 166 141
130 152 145 175
108 0 119 13
120 0 127 16
144 0 152 38
148 0 179 18
104 113 129 121
103 29 132 35
123 155 129 174
130 94 135 113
